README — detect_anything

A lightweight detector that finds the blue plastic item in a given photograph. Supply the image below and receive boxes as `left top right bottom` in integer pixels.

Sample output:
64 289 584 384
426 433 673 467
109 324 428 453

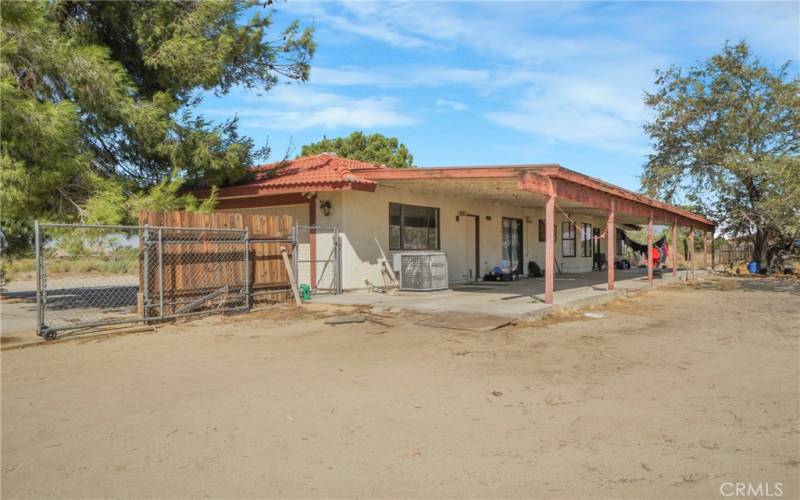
748 261 759 274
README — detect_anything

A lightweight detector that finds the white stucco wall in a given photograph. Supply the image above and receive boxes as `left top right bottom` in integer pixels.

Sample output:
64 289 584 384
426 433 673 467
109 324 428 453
319 186 610 290
218 188 614 291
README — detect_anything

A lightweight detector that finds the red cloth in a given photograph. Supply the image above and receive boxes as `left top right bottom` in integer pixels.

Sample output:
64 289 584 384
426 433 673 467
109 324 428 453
651 246 661 268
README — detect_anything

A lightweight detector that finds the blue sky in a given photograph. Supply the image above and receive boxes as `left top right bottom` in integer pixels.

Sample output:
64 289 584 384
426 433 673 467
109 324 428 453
198 1 799 191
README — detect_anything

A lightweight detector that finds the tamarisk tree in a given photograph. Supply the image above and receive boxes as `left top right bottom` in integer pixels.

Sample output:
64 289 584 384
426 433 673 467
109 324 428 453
642 42 799 267
1 0 314 254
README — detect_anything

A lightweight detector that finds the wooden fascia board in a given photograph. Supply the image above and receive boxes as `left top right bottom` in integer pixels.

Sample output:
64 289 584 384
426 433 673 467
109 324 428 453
549 168 713 230
215 193 310 210
205 182 376 199
518 170 713 230
517 170 555 197
361 167 522 180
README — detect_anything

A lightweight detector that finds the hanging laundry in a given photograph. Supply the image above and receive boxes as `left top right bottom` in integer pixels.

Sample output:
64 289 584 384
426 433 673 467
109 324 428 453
622 231 667 256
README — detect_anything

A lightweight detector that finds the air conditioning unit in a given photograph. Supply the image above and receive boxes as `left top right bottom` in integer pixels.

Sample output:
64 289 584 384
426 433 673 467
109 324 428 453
392 251 449 291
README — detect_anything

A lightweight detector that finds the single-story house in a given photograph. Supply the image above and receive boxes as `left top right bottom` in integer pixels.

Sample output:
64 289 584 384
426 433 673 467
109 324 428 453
194 153 714 304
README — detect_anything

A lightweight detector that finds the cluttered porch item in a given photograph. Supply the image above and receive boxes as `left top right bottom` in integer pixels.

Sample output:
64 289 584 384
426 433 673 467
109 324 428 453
484 259 519 282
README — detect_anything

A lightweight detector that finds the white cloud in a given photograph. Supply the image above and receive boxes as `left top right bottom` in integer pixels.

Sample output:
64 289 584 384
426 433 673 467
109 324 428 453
310 66 490 87
281 1 435 49
278 2 676 154
258 1 798 156
484 67 657 155
485 91 649 156
206 86 416 131
435 98 468 111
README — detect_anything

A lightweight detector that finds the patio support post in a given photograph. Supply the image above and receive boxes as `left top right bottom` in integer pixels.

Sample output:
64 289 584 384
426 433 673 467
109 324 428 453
703 231 708 270
545 190 556 305
647 213 654 288
672 218 678 277
687 226 695 280
607 200 615 291
711 227 715 271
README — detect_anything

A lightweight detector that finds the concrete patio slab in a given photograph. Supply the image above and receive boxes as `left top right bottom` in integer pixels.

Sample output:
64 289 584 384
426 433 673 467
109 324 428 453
314 269 708 319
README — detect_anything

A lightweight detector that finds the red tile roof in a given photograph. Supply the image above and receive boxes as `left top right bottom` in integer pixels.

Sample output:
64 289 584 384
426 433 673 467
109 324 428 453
212 153 385 197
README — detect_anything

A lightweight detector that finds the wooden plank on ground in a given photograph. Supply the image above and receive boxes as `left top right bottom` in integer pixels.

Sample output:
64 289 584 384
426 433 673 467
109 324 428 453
282 247 302 306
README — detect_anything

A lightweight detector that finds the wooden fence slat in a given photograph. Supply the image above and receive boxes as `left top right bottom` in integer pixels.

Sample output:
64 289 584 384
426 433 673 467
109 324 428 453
139 210 295 309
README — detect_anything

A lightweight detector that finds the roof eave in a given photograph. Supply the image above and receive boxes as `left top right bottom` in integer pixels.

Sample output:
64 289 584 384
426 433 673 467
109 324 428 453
213 181 377 199
544 167 714 229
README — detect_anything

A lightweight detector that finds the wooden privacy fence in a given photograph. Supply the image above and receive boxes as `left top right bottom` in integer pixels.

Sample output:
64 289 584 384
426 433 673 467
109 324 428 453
715 241 754 267
139 210 295 315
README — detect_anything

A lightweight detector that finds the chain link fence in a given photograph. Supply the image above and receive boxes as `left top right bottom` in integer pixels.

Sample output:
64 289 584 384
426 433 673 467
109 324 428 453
36 222 248 339
293 224 342 295
34 220 342 340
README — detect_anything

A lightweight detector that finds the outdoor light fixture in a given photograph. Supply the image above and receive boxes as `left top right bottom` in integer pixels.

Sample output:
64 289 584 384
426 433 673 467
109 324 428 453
319 200 332 216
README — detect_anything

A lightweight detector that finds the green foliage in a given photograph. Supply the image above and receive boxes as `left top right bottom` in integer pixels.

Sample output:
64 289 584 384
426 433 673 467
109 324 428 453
301 131 414 168
82 173 219 225
642 41 800 264
3 252 139 281
0 0 314 256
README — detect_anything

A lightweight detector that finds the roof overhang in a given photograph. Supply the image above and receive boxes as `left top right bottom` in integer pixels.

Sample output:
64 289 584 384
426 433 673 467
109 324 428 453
199 162 713 231
193 180 377 199
361 165 713 231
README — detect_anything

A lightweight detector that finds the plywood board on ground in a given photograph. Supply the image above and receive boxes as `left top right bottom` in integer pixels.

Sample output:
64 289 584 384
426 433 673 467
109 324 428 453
415 312 513 332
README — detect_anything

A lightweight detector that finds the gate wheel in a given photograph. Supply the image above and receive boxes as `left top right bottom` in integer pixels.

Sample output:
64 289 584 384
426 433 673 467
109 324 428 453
39 328 57 341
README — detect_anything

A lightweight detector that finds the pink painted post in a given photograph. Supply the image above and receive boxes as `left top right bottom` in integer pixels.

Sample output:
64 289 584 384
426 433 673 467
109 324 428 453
545 192 556 304
647 214 654 288
309 195 317 289
607 200 615 291
687 226 694 280
672 218 678 277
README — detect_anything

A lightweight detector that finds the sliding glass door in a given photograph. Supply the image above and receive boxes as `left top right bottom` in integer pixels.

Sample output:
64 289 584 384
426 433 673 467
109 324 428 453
501 218 523 275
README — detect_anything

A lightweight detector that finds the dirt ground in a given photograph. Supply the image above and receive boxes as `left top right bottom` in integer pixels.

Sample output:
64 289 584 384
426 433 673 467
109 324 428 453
2 277 799 499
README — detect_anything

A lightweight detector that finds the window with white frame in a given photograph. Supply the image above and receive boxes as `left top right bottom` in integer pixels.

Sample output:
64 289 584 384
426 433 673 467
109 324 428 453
581 223 592 257
562 222 576 257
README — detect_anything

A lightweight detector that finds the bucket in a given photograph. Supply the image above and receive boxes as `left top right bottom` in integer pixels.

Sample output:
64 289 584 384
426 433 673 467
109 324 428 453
748 261 759 274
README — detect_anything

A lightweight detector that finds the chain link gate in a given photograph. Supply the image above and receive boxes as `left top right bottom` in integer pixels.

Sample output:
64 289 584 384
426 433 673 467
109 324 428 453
35 222 249 340
293 224 342 295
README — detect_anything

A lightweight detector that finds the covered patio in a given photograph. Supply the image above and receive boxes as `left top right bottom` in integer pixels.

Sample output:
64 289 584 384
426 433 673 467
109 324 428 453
360 165 716 303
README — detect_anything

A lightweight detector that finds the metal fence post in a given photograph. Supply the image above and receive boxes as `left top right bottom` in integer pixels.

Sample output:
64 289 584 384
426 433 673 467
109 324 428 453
157 227 164 319
335 228 343 295
292 223 299 289
34 220 43 335
244 227 250 310
143 225 150 323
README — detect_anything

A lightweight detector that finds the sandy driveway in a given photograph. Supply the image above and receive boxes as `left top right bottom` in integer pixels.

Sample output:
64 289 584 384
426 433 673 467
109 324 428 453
2 277 798 499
